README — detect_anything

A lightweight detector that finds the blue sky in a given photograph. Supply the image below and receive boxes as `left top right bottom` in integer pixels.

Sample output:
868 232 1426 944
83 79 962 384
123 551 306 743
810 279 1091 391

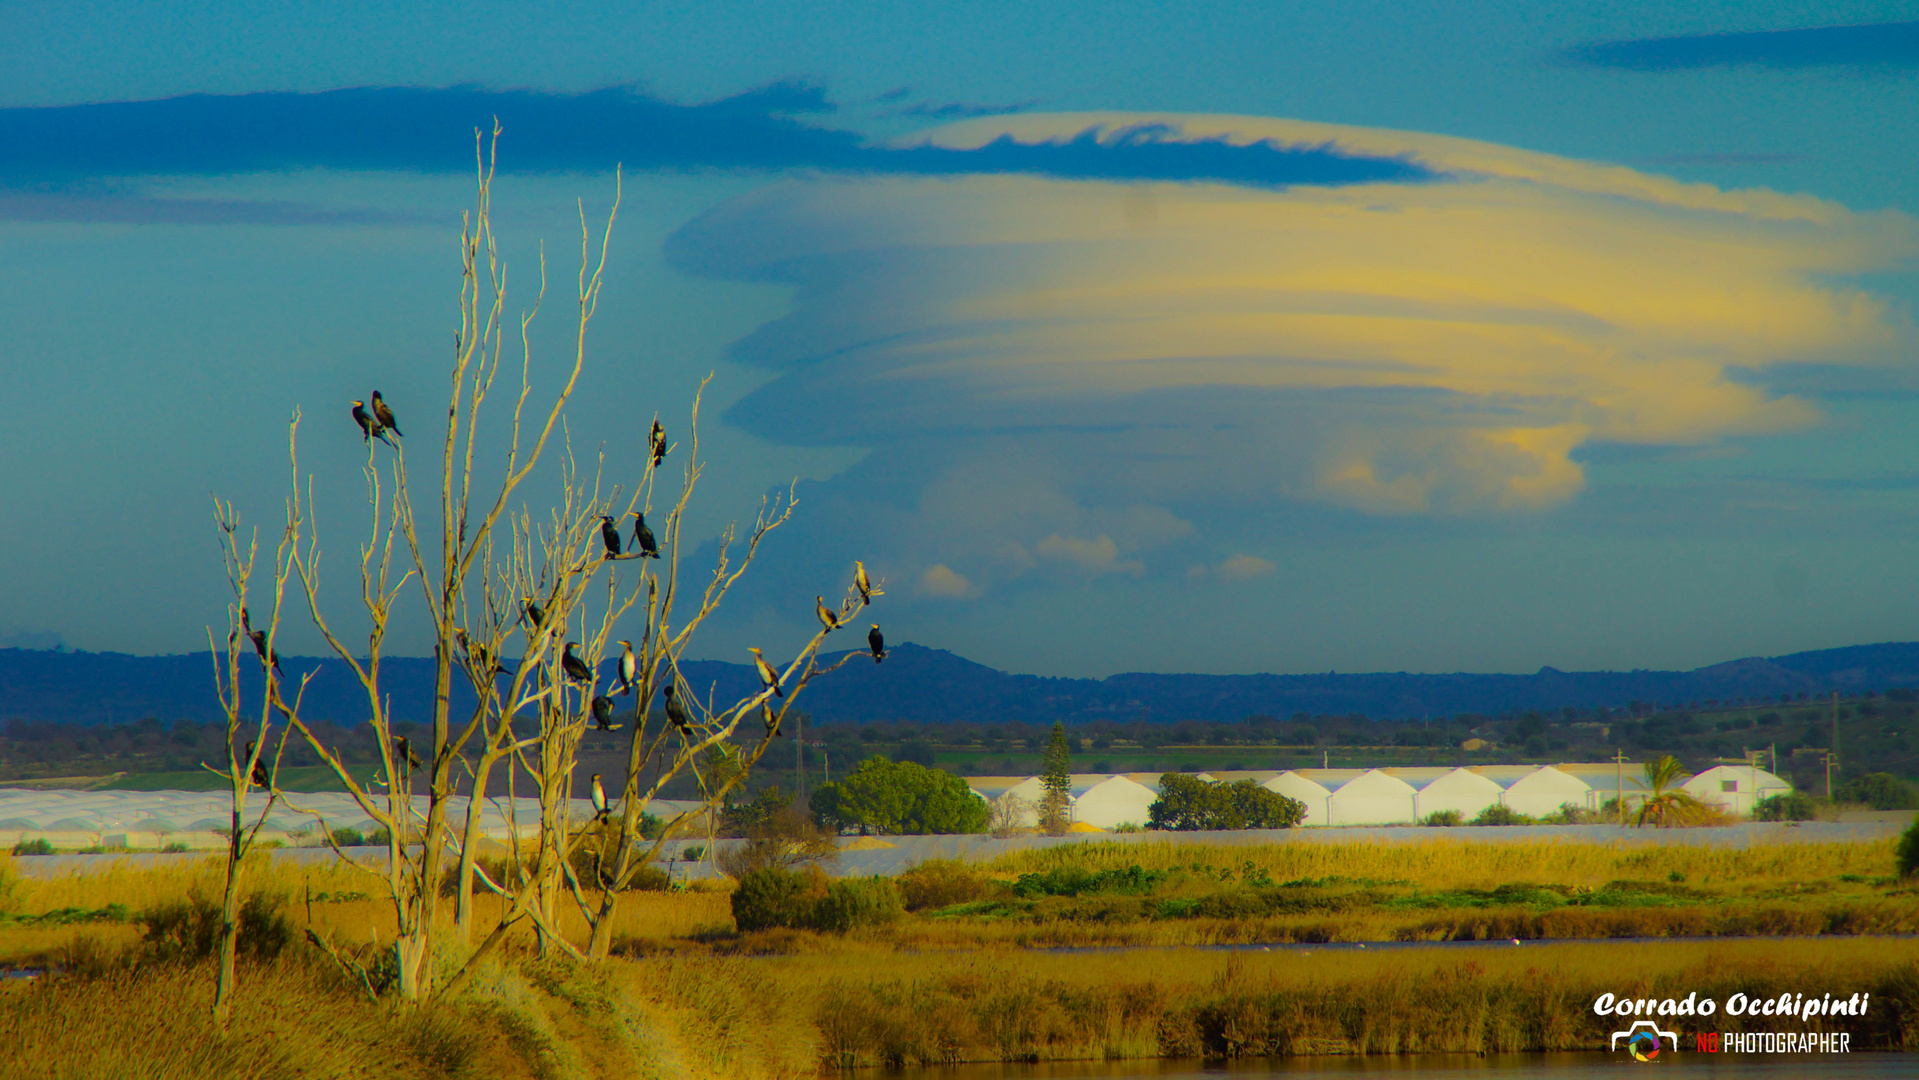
3 2 1918 677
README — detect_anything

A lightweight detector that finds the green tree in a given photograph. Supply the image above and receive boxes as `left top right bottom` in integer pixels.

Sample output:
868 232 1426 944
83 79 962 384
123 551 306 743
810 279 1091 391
1147 774 1304 830
812 757 988 835
1836 772 1919 810
1632 755 1709 827
1039 720 1073 835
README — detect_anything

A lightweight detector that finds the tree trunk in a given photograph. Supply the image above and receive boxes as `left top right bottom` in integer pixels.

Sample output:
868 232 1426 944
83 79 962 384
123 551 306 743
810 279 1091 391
454 748 505 940
211 801 244 1026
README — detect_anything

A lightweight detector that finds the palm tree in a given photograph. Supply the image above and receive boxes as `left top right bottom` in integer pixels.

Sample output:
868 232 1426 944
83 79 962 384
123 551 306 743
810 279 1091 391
1633 755 1707 827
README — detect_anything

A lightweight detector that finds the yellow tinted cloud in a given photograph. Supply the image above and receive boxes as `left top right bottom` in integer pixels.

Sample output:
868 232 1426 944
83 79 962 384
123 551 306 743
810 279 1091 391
681 112 1914 523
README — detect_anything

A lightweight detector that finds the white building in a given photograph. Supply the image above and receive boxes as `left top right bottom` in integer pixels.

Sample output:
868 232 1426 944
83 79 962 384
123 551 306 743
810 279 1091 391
1405 767 1506 820
1681 765 1792 816
1494 765 1593 818
1070 775 1159 829
1322 768 1420 825
1262 771 1333 826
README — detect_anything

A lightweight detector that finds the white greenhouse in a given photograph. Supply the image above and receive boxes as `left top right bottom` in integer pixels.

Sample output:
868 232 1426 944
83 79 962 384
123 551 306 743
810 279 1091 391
1407 767 1507 820
1071 775 1159 829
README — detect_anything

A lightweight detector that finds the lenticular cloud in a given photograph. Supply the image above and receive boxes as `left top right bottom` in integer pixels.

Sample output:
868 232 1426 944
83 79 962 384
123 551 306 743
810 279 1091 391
669 112 1915 594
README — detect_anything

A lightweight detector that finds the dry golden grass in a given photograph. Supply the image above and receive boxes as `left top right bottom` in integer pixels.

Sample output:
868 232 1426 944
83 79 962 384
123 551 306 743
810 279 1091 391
984 837 1901 889
2 840 1915 1076
755 937 1919 1066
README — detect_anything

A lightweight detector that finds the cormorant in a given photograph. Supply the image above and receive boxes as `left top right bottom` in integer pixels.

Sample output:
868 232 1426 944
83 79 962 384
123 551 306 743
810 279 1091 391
591 695 621 731
631 512 660 558
242 740 270 788
350 401 390 445
562 642 594 683
599 515 623 558
617 640 637 696
761 700 782 737
396 735 422 769
454 628 509 676
816 597 839 633
590 773 609 820
663 683 694 734
523 599 546 631
649 420 667 466
239 608 281 674
855 561 878 604
748 647 783 697
370 391 402 437
868 624 885 663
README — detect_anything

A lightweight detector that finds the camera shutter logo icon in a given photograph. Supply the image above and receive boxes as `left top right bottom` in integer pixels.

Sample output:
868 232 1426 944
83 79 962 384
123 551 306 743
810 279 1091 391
1612 1019 1678 1062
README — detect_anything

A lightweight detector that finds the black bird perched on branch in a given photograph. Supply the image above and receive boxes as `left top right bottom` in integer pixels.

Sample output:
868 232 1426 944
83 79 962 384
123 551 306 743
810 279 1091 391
649 420 667 466
396 735 422 770
239 608 281 675
664 683 694 734
617 640 637 696
631 512 660 558
350 400 391 446
868 624 885 663
562 642 594 683
242 740 270 789
590 773 609 820
855 561 879 604
761 700 782 737
599 515 623 558
522 599 546 631
370 390 402 437
748 647 783 697
454 628 509 677
815 597 839 633
591 695 621 731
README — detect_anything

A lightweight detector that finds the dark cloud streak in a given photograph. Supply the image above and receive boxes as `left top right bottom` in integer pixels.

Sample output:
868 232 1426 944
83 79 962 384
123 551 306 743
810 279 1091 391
0 187 427 226
0 84 1431 190
1564 21 1919 71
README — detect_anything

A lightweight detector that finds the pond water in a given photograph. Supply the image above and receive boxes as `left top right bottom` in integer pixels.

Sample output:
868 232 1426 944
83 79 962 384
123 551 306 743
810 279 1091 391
887 1052 1916 1079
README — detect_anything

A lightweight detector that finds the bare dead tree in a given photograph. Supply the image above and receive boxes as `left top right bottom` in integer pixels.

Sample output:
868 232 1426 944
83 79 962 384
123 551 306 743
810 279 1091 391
205 464 311 1026
218 129 878 1001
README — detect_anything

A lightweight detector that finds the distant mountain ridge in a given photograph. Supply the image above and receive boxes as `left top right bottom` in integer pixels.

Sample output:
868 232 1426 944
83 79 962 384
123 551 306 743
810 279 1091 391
4 640 1918 728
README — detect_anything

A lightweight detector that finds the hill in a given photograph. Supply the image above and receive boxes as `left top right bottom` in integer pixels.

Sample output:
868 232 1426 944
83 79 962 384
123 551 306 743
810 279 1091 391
5 640 1919 728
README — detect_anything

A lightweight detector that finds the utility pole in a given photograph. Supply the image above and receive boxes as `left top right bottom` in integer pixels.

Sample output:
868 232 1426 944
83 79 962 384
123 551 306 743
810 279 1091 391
795 711 806 801
1616 748 1626 825
1830 691 1840 790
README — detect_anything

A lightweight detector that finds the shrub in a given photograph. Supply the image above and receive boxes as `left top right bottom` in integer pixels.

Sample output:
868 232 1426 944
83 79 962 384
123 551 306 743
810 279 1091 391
730 867 902 932
161 842 190 853
328 827 366 848
1754 791 1817 821
810 877 904 932
1422 810 1463 827
1012 864 1166 898
141 892 291 962
731 867 810 932
896 859 996 911
1469 804 1534 826
11 838 53 856
1836 772 1919 811
1898 816 1919 878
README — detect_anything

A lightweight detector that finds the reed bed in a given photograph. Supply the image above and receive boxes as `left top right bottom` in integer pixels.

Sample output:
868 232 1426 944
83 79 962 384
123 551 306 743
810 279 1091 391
984 838 1901 890
751 937 1919 1067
